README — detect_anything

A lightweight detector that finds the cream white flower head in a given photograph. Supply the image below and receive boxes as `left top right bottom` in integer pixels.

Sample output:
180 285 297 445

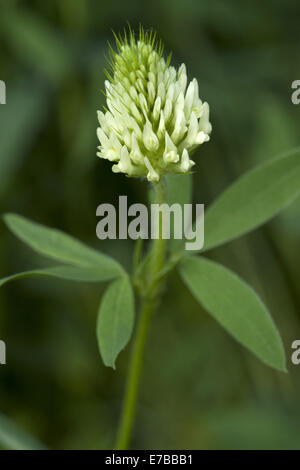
97 27 212 183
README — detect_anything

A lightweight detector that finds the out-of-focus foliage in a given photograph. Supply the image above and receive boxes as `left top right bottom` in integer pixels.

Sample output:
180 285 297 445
0 0 300 450
0 411 47 450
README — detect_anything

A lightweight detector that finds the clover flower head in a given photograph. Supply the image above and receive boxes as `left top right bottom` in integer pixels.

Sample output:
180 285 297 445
97 27 212 182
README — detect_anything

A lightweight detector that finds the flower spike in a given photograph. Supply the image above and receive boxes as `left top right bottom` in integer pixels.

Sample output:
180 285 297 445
97 26 211 182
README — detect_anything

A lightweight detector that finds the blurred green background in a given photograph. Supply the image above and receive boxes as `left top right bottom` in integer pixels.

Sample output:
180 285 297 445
1 0 300 450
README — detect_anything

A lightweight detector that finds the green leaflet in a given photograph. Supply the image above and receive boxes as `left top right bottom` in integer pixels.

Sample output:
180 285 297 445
0 412 47 450
178 256 286 372
201 147 300 252
97 275 135 369
3 213 123 277
0 265 120 288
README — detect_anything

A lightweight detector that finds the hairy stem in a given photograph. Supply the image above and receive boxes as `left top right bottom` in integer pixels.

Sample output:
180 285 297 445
114 179 167 450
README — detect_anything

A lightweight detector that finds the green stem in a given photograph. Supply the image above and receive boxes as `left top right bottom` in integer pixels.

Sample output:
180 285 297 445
114 299 156 450
114 179 167 450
